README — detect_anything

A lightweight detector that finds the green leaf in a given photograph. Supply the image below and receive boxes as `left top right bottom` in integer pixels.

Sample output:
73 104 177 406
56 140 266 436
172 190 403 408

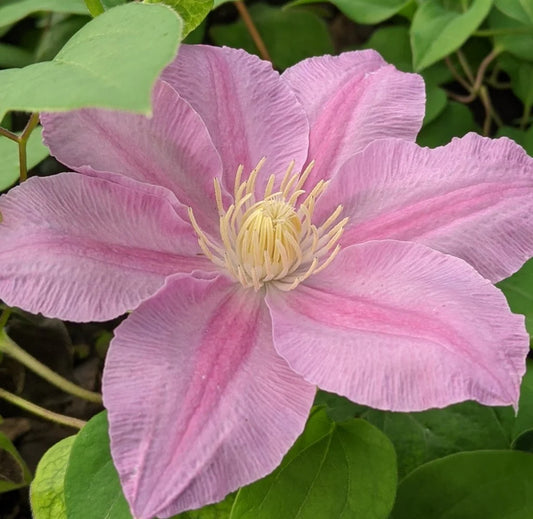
513 361 533 438
64 412 132 519
231 408 397 519
361 401 514 478
416 101 479 148
362 25 413 72
0 43 34 68
498 55 533 114
513 428 533 453
489 8 533 61
498 259 533 339
411 0 494 71
30 436 75 519
210 4 333 71
0 126 49 191
424 85 447 125
391 450 533 518
144 0 212 37
0 0 89 29
494 0 533 26
0 431 32 493
0 3 182 122
175 493 235 519
285 0 410 24
33 15 90 62
314 390 364 422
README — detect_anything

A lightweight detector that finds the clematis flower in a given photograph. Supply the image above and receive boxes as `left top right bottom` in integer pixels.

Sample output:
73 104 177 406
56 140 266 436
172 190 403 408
0 45 532 518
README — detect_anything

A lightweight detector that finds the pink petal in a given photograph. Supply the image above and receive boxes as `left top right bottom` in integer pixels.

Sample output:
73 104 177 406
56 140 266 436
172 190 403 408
41 81 224 233
323 134 533 282
266 240 528 412
281 50 425 186
161 45 310 193
104 274 315 519
0 174 208 322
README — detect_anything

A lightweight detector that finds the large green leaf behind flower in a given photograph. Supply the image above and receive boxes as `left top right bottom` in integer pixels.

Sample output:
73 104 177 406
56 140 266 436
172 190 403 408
0 3 182 121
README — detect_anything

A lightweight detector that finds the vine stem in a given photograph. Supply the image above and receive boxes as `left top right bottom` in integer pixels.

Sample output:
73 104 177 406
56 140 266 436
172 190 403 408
234 1 271 62
0 330 103 404
0 112 40 182
84 0 105 17
0 388 86 429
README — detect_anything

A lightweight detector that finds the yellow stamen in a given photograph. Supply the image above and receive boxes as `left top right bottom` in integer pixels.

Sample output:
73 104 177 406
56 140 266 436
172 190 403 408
189 160 348 291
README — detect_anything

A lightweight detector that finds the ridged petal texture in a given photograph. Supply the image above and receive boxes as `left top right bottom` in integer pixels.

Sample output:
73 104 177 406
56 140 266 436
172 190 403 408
0 173 205 321
267 241 528 411
104 275 315 519
320 134 533 282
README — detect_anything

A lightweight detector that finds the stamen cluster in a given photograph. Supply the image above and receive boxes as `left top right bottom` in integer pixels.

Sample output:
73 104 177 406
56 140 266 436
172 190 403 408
189 159 348 291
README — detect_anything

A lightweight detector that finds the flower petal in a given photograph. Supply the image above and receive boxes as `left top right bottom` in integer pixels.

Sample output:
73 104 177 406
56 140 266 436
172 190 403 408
266 240 528 412
161 45 310 192
324 134 533 282
41 81 224 232
104 274 315 519
0 174 207 322
281 50 425 185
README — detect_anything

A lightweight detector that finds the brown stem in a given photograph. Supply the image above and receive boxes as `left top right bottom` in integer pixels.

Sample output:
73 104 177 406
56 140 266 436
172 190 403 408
234 1 271 62
456 50 475 84
444 56 472 92
0 126 20 142
479 86 502 136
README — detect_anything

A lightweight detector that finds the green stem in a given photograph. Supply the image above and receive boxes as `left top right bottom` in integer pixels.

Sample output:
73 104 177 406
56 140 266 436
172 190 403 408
0 330 103 404
84 0 105 17
474 27 533 37
520 105 532 131
18 112 39 182
0 388 86 429
0 307 12 329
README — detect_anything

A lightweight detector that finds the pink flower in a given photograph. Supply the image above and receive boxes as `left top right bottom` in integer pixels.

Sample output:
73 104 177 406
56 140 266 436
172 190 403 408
0 45 532 517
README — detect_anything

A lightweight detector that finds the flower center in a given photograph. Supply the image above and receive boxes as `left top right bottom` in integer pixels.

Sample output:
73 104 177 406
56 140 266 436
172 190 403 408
189 159 347 291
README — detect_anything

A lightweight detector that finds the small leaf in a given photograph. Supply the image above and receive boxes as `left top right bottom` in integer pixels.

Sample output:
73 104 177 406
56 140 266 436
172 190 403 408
175 493 235 519
488 8 533 61
362 25 412 72
231 407 397 519
286 0 411 25
0 3 182 121
144 0 212 37
0 126 49 191
411 0 494 71
0 431 32 493
0 43 33 68
391 450 533 518
499 260 533 340
65 412 132 519
424 85 447 126
498 55 533 115
30 436 75 519
494 0 533 26
513 360 533 438
210 4 333 71
0 0 88 29
416 101 478 148
512 429 533 453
